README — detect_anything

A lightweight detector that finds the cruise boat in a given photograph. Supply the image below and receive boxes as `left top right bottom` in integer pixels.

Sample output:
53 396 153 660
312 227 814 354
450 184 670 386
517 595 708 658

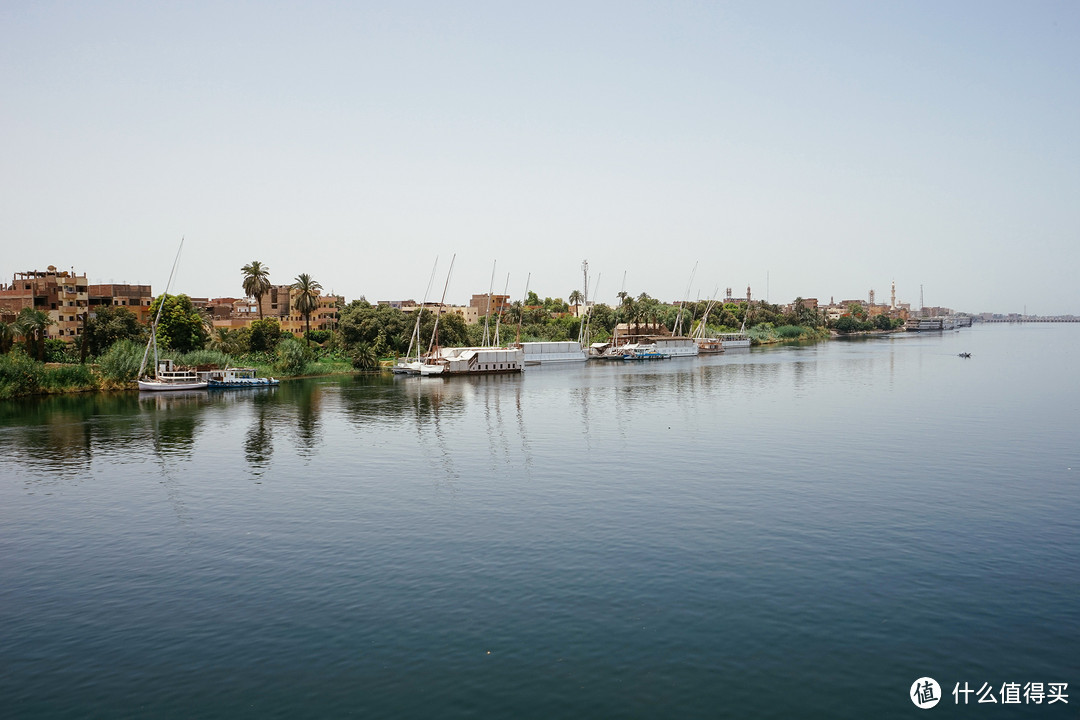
419 346 524 376
519 341 587 365
138 359 208 391
201 367 279 388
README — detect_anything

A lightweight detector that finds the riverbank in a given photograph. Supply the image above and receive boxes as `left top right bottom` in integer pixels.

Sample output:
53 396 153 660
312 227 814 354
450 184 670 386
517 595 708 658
0 353 359 400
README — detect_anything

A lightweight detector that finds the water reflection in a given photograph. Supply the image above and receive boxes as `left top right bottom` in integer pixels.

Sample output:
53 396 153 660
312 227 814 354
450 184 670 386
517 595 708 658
244 390 275 477
0 393 145 484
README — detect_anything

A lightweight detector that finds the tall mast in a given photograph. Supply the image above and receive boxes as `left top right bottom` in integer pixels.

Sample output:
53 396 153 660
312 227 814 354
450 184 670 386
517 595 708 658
427 254 455 354
139 237 184 379
673 261 698 336
407 256 438 362
494 272 509 346
515 273 530 345
482 260 496 346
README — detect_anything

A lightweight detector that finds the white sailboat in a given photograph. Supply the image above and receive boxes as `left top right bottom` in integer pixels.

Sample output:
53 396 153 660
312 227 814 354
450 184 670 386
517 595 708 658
137 239 208 391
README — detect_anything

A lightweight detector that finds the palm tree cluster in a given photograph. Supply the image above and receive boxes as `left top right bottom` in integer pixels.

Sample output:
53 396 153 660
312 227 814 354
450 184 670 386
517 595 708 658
241 261 324 346
2 308 53 360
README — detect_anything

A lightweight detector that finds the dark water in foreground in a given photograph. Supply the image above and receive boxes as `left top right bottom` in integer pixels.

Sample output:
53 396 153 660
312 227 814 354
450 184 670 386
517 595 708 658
1 324 1077 718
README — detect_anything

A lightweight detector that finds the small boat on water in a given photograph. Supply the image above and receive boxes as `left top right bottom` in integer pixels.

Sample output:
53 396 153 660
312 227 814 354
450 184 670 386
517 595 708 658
201 367 279 388
138 359 208 391
621 344 670 361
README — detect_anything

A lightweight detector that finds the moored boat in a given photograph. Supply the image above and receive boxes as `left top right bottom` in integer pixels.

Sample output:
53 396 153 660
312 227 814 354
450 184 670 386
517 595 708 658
202 367 279 388
138 359 208 391
717 332 750 348
419 346 524 376
519 341 587 365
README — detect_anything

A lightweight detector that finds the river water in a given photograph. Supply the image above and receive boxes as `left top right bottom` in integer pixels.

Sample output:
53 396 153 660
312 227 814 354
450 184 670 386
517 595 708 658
2 324 1077 718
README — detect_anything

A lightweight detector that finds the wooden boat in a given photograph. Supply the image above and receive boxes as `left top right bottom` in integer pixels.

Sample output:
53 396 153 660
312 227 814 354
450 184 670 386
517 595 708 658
138 359 208 391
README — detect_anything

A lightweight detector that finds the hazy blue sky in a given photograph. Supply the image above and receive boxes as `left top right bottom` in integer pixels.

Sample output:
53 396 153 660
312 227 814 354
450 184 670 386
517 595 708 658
2 1 1077 313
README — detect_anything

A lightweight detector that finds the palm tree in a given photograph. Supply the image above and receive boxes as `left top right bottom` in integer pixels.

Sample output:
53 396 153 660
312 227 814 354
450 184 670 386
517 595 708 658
291 273 322 346
0 320 15 354
241 261 272 320
568 289 583 306
14 308 51 360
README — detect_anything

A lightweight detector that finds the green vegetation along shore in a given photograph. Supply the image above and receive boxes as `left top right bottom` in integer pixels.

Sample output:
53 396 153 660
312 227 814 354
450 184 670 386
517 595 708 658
1 264 903 399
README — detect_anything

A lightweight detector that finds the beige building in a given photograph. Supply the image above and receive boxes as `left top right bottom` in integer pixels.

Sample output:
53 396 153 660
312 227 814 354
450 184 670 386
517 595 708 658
465 294 510 324
218 287 343 334
88 284 154 324
0 266 89 341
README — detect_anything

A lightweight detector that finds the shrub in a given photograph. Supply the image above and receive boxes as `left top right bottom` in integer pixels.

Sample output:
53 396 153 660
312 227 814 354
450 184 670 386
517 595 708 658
275 337 312 376
172 349 231 368
0 350 40 398
40 363 96 391
99 339 146 383
351 343 379 370
775 325 804 339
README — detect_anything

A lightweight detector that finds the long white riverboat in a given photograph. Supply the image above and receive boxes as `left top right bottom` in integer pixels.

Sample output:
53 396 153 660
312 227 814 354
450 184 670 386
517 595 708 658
716 332 751 348
519 341 587 365
651 336 698 357
419 346 524 376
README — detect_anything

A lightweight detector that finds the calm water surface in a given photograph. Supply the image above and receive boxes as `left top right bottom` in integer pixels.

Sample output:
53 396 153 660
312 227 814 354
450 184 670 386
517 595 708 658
2 324 1078 718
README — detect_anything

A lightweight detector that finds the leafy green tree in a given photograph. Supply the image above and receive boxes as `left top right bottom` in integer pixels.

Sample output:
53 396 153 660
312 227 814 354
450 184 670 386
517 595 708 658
210 327 249 355
248 318 283 352
242 260 272 320
147 294 208 353
874 313 896 330
85 305 147 356
834 316 859 333
339 301 411 354
291 273 322 346
525 291 540 306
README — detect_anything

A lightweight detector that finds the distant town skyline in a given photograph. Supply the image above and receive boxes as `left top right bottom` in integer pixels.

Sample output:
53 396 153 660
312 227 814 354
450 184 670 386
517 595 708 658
3 1 1077 315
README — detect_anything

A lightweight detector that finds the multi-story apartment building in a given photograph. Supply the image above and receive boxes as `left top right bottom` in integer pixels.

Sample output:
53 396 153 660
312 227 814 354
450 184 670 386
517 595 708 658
0 266 89 341
88 284 154 324
465 294 511 324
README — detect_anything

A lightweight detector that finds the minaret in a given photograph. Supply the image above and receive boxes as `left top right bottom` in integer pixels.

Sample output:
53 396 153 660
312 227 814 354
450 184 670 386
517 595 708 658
890 280 896 309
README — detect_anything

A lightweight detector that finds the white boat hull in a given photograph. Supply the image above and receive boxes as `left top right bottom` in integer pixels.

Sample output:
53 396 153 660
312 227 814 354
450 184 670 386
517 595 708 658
138 379 208 391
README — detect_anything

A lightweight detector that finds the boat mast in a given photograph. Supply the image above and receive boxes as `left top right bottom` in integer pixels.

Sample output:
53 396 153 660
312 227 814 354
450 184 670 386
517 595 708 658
482 260 496 346
408 256 439 362
673 261 698 336
494 272 509 346
427 254 455 355
515 273 530 345
139 237 185 379
581 273 600 350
